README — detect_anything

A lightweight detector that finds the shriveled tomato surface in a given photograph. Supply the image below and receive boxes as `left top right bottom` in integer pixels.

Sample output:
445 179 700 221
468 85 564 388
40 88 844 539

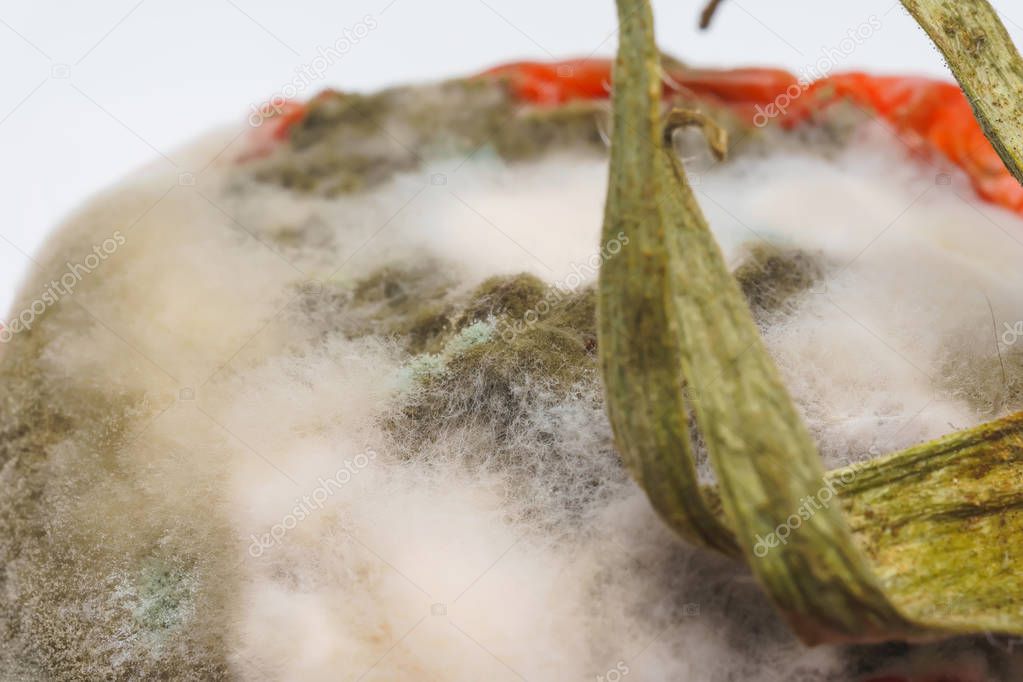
482 58 1023 217
242 58 1022 219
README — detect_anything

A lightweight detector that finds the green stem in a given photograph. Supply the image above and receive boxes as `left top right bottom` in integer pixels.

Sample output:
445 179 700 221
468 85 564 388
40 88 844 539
705 411 1023 637
901 0 1023 185
602 0 920 643
597 0 737 556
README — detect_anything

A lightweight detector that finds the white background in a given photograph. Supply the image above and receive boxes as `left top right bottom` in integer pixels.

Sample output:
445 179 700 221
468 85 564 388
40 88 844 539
2 0 1021 314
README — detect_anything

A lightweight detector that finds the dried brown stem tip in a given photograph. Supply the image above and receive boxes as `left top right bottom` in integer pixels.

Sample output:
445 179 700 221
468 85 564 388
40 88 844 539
663 108 728 161
699 0 726 30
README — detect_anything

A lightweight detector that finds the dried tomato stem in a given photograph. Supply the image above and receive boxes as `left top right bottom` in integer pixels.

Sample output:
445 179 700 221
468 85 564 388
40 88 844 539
901 0 1023 186
597 0 738 557
699 0 726 30
603 0 919 643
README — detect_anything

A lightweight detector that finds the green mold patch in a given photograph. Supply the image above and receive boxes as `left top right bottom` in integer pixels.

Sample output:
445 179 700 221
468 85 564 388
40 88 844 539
349 263 459 354
112 560 197 637
289 90 390 151
391 275 599 448
250 78 612 196
454 273 548 327
732 242 823 315
491 101 610 161
301 261 460 353
399 320 496 387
